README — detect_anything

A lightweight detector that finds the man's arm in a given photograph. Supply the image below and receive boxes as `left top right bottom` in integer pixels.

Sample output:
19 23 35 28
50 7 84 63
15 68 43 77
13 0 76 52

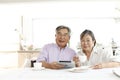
40 61 65 69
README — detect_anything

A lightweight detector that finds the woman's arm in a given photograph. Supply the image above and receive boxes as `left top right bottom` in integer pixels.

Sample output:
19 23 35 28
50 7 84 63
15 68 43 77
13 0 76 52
92 62 120 69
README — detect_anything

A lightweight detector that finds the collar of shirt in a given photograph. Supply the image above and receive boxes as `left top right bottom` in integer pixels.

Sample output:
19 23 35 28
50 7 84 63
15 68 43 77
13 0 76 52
55 43 68 51
92 44 105 54
79 45 98 55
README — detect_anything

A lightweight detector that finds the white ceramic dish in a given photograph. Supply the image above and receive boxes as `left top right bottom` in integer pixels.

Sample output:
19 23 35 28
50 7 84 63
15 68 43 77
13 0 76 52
68 66 91 73
112 68 120 77
32 67 45 71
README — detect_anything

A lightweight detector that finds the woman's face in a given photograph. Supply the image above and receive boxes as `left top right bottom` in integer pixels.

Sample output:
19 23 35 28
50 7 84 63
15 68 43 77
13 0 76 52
81 34 95 52
55 29 70 48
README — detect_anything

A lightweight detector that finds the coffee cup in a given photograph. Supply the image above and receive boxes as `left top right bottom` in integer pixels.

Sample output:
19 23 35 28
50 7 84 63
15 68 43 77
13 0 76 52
79 55 87 63
34 62 42 69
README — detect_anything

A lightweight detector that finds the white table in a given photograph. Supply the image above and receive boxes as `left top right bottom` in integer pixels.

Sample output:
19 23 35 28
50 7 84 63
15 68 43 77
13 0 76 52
0 67 120 80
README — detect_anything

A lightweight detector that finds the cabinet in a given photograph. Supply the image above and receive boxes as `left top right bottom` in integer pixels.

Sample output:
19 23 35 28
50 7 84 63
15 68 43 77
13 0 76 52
0 51 18 68
0 51 40 68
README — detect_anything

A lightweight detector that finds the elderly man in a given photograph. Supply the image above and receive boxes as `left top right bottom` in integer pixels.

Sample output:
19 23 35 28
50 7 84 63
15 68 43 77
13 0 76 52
36 25 76 69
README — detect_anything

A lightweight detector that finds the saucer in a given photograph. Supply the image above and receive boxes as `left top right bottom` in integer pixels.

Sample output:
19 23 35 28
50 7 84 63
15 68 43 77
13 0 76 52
68 66 91 73
32 67 45 71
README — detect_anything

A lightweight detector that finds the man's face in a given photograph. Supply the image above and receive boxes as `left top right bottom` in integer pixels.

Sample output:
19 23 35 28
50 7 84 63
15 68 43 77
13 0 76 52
55 29 70 48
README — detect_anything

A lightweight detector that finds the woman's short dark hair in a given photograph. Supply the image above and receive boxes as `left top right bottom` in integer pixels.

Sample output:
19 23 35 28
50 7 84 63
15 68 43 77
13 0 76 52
80 29 96 45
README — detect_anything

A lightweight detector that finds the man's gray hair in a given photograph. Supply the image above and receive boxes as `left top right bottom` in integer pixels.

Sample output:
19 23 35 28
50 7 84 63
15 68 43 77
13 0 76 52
56 25 71 35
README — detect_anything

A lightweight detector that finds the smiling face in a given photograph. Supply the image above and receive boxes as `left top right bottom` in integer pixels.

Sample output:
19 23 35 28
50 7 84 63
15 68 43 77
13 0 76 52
81 34 95 53
55 29 70 49
80 29 96 54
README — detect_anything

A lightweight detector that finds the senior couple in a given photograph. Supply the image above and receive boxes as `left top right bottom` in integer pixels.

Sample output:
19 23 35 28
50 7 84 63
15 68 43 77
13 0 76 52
36 25 120 69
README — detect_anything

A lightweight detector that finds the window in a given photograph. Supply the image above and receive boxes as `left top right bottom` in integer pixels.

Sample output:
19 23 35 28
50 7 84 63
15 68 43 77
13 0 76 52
31 17 120 50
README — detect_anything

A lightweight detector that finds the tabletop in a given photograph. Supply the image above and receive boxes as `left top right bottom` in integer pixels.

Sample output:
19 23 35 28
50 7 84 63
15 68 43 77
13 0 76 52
0 67 120 80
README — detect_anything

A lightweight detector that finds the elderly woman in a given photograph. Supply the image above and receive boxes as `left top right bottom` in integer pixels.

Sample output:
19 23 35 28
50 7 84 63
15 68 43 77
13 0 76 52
73 29 120 69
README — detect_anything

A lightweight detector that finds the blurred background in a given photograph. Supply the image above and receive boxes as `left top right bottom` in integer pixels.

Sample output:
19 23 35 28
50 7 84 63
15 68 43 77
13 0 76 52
0 0 120 68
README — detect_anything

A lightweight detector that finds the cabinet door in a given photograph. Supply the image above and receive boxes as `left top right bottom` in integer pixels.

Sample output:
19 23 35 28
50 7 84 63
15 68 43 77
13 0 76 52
0 52 18 68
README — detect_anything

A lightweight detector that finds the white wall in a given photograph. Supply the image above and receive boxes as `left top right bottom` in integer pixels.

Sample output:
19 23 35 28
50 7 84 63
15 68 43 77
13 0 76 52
0 1 120 51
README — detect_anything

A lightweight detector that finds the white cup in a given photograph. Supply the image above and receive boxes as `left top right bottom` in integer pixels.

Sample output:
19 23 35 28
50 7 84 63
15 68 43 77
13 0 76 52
34 62 42 69
79 55 87 63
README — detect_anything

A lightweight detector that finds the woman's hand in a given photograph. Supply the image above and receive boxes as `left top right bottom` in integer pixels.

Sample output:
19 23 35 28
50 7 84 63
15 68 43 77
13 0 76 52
92 64 103 69
73 56 80 67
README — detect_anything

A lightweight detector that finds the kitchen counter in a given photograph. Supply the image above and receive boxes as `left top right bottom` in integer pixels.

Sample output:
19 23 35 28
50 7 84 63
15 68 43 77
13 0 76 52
0 50 40 68
0 50 40 53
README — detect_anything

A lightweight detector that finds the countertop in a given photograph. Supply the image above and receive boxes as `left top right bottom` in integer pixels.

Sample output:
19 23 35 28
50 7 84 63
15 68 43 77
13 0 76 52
0 50 40 53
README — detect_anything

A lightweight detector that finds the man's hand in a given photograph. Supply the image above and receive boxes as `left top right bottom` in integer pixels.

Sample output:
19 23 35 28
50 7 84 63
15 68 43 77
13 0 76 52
50 62 65 69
